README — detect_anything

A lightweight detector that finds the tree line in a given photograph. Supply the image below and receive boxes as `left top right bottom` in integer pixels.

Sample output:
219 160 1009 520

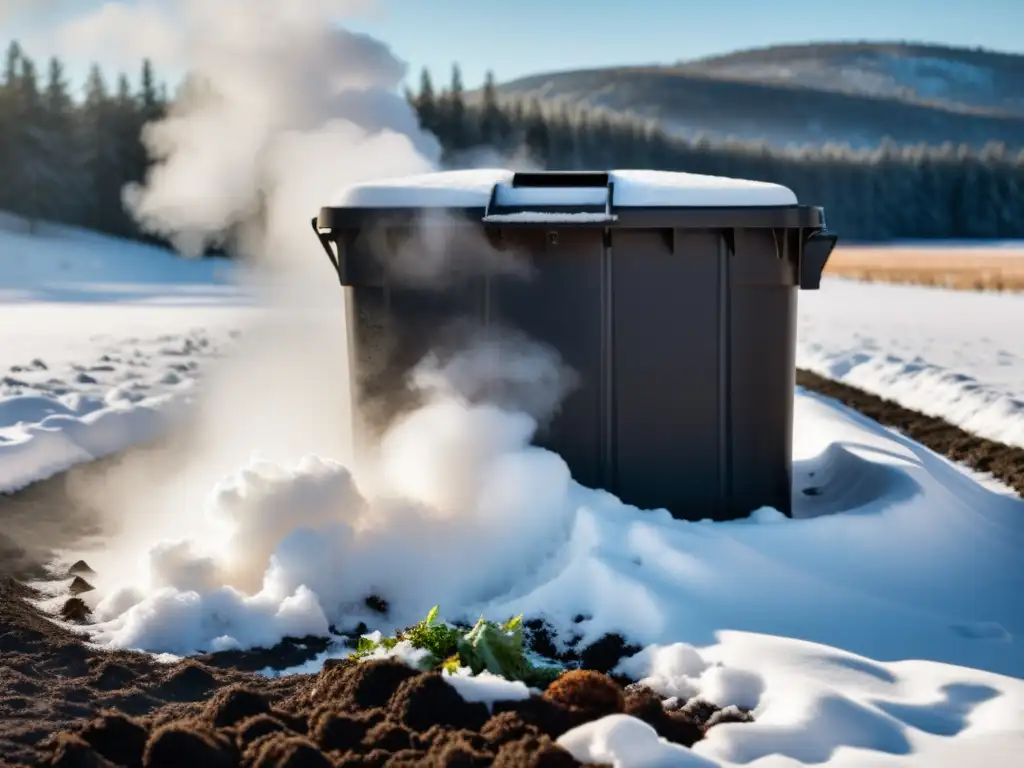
1 42 1022 248
413 66 1024 241
0 41 168 239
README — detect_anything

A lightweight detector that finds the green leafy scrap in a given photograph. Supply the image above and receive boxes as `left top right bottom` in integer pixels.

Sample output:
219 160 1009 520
348 604 565 686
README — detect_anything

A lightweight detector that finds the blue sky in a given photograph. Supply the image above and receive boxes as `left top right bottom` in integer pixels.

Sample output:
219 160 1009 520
346 0 1024 88
6 0 1024 92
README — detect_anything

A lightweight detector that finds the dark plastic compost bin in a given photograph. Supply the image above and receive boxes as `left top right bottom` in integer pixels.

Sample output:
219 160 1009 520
313 169 837 521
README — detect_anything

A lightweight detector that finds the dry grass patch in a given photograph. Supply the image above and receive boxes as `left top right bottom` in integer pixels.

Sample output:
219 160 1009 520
825 244 1024 291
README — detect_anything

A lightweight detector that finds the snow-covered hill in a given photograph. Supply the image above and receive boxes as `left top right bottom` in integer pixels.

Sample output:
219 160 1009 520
686 42 1024 117
488 42 1024 149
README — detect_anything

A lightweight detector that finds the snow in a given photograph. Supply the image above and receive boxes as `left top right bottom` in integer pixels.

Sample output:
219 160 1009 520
798 278 1024 450
330 168 798 209
562 633 1024 767
482 212 618 223
70 330 1022 764
330 168 515 208
0 212 245 306
442 668 533 710
610 169 797 207
559 714 718 767
692 49 1007 117
4 217 1024 766
0 215 253 491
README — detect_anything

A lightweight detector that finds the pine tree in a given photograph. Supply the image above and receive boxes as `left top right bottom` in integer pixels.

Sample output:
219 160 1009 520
78 64 122 233
0 52 51 229
415 68 437 134
0 41 24 213
139 58 161 121
445 63 468 151
523 98 550 165
479 69 505 148
40 56 84 225
3 40 20 83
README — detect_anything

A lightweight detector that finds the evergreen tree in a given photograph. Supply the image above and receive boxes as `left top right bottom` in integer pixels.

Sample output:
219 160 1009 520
445 63 468 151
415 68 437 134
40 56 84 225
78 64 122 233
479 69 503 147
3 40 20 82
0 52 51 228
139 58 161 121
0 42 24 213
523 98 550 165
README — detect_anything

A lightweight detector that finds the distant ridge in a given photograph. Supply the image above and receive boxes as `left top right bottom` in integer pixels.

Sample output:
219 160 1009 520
482 41 1024 149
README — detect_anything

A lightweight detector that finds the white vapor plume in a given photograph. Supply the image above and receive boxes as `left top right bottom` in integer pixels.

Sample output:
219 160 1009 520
120 0 439 266
62 0 587 657
66 0 443 586
114 0 442 469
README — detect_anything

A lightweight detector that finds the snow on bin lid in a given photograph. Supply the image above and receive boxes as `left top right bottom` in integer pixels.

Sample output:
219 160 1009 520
330 169 798 209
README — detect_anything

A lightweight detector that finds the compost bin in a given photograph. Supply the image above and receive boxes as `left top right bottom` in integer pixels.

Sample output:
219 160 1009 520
313 169 837 521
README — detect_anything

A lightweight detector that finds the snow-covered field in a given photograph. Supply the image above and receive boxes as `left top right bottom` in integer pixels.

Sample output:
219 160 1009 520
798 279 1024 450
3 220 1024 766
0 216 254 493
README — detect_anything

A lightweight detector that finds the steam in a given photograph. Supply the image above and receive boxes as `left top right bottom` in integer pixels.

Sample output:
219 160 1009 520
120 0 440 268
52 0 587 653
86 339 581 653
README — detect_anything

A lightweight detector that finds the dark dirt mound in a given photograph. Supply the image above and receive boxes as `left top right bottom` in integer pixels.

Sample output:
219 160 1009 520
0 576 310 766
31 659 747 767
796 369 1024 496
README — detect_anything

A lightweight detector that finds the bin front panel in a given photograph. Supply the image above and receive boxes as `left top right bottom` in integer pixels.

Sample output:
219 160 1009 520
347 276 487 439
611 229 724 516
727 228 797 516
493 229 605 490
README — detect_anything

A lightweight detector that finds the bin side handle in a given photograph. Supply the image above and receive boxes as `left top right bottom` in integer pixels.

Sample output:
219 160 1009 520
800 231 837 290
311 217 342 283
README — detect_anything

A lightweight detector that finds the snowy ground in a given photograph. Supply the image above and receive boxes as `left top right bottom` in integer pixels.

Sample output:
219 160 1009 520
798 279 1024 450
0 215 254 493
3 220 1023 766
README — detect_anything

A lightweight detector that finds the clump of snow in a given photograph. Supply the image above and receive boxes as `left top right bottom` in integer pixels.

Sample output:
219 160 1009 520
563 632 1024 767
697 666 765 711
558 714 714 767
616 643 708 701
615 642 764 711
442 668 533 710
356 638 434 671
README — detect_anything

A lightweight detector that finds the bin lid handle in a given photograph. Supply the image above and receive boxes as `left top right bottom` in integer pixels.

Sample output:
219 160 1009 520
484 172 616 223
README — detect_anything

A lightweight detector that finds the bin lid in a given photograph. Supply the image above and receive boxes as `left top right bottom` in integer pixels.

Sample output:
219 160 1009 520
319 169 824 231
330 168 798 209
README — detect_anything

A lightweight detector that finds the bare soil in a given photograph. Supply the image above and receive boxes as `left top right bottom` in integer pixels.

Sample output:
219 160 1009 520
1 373 1021 766
825 243 1024 291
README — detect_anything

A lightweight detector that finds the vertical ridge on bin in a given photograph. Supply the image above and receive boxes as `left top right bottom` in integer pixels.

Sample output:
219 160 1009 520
718 232 733 517
600 231 616 490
